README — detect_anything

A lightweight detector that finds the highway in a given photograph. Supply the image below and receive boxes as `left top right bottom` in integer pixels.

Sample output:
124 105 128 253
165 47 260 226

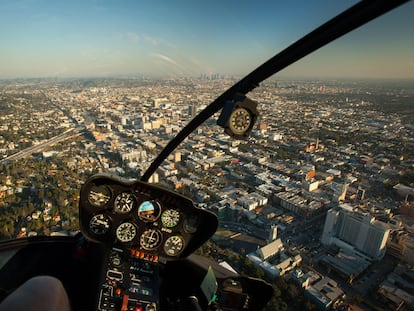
0 126 85 164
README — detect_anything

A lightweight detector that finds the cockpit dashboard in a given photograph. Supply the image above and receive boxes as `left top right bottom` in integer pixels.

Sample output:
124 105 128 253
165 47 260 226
79 174 218 261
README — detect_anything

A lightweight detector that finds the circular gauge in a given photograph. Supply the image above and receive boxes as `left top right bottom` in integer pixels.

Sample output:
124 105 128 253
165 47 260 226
140 229 162 250
138 200 161 222
161 209 180 228
116 222 137 243
164 235 185 256
114 192 135 214
229 107 252 135
88 185 111 207
89 213 111 235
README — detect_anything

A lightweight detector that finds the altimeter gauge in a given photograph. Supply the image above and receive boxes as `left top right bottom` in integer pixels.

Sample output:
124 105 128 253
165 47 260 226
116 222 137 243
140 229 162 250
89 214 111 235
114 192 135 214
161 209 180 228
163 235 185 256
88 185 111 207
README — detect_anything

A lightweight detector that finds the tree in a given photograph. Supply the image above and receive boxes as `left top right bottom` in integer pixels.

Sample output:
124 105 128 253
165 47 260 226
353 294 364 305
38 189 45 201
0 219 15 239
287 283 300 300
303 298 316 311
274 277 288 292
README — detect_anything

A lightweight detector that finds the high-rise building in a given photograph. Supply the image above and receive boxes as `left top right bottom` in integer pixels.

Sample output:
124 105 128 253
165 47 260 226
188 104 196 117
321 205 390 260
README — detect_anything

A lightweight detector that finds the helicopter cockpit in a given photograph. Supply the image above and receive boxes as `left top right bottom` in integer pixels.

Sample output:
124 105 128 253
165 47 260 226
80 173 219 310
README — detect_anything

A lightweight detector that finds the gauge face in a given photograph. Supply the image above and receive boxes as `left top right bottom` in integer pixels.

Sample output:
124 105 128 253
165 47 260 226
229 107 252 135
140 229 162 250
164 235 185 256
116 222 137 243
89 213 111 235
88 185 111 207
161 209 180 228
138 200 161 222
114 192 135 214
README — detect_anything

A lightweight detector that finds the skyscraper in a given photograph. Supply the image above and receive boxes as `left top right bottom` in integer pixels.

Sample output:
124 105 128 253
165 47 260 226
188 104 196 117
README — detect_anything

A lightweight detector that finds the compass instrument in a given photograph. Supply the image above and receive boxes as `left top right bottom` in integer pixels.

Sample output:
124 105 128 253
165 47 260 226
217 93 258 139
229 107 252 135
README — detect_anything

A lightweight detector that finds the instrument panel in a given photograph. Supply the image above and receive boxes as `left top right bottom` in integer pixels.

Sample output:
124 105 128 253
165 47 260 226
79 174 218 261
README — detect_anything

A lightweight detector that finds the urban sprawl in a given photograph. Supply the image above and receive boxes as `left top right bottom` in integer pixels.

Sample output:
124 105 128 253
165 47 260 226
0 77 413 310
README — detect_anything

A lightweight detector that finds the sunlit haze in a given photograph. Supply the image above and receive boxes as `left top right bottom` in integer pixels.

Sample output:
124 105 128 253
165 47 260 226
0 0 413 79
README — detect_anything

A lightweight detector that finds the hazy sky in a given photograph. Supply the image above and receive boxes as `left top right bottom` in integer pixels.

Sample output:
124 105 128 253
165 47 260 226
0 0 413 79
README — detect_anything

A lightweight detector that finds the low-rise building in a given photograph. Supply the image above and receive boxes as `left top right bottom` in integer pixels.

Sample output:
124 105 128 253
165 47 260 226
304 277 345 310
247 239 302 277
377 264 414 310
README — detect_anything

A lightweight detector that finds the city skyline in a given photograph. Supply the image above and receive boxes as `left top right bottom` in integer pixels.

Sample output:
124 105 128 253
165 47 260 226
0 0 413 79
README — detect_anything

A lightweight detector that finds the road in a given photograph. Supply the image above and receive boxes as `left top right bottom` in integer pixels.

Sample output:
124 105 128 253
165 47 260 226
0 126 85 164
